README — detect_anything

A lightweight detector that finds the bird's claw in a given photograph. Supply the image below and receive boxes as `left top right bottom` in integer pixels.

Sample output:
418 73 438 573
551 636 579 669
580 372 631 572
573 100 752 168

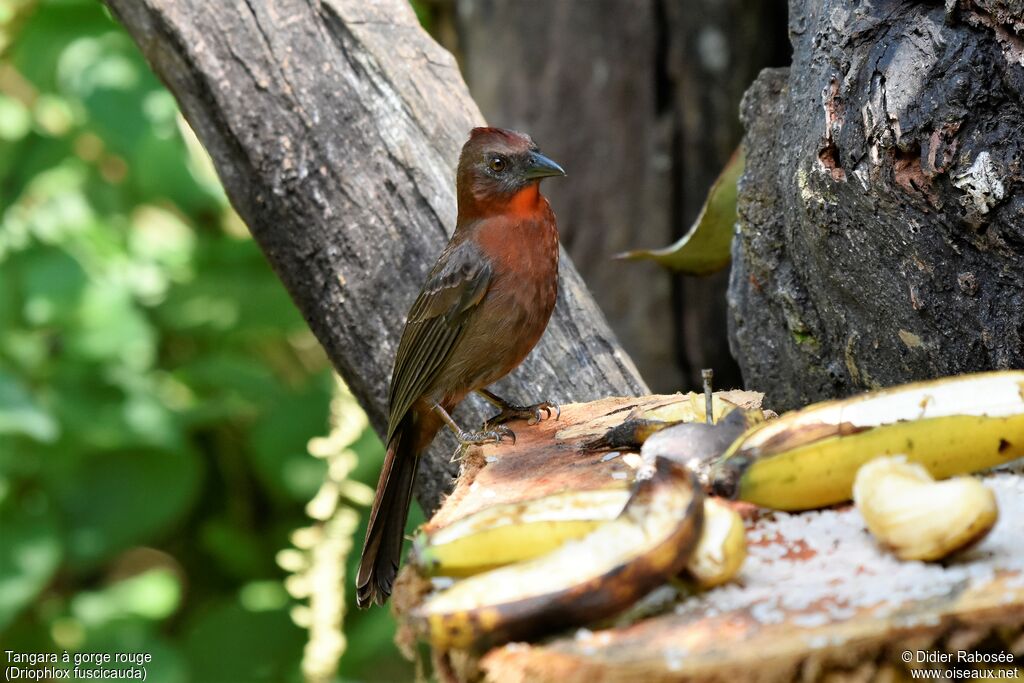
485 400 560 428
457 424 516 447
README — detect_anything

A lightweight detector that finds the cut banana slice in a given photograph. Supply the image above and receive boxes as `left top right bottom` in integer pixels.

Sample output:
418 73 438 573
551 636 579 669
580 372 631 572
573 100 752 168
686 498 747 587
853 456 998 561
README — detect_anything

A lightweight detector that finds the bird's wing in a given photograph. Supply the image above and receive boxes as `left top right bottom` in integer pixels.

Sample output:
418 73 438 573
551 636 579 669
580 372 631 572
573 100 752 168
386 238 493 442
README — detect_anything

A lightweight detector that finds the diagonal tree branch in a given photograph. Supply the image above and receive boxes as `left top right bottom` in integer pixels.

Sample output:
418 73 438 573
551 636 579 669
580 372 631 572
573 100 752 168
104 0 648 511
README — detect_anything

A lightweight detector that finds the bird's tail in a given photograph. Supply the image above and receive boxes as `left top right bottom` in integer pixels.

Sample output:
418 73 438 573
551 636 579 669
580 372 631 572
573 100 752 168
356 415 421 608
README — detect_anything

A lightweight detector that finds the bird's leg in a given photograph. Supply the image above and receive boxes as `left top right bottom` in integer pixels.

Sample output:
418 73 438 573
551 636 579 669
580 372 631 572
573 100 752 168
433 402 516 446
477 388 560 428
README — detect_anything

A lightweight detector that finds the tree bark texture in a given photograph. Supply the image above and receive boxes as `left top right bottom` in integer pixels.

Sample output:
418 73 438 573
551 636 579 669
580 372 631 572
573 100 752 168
104 0 648 512
446 0 789 393
730 0 1024 411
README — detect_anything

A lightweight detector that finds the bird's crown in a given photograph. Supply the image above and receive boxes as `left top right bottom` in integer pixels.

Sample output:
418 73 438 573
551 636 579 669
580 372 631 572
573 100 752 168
467 127 535 152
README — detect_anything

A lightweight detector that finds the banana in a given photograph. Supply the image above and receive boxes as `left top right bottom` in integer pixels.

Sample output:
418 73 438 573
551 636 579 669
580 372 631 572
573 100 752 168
685 498 747 588
410 457 703 651
642 408 765 486
710 371 1024 510
642 393 739 423
853 456 998 561
410 485 631 577
583 392 753 451
413 484 746 590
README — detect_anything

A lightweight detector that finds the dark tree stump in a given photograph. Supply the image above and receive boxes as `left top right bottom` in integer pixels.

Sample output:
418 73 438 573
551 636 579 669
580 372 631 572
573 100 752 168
730 1 1024 410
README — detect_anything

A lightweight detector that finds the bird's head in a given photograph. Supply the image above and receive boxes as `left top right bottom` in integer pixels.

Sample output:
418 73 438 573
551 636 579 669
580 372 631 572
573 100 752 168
456 127 565 220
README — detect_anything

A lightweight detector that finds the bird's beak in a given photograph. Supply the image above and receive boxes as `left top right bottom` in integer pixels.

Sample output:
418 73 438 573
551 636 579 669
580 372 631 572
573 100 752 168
523 152 566 180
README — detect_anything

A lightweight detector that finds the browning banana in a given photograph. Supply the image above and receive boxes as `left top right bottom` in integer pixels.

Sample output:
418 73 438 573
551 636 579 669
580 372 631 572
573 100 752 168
410 457 704 650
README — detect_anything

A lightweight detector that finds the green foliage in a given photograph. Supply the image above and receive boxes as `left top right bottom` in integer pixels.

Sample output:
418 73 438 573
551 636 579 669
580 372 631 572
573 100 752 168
0 1 407 680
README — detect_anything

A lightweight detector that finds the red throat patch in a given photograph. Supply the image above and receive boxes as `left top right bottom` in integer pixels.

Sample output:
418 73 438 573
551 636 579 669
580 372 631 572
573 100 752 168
505 183 541 217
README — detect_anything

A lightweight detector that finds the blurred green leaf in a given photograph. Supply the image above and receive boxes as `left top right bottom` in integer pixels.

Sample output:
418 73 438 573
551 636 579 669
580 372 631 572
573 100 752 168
4 162 95 247
0 2 395 677
238 580 289 612
70 279 155 368
0 370 59 442
6 1 113 92
71 568 181 626
11 245 88 327
172 353 277 410
0 94 32 141
128 204 195 278
76 628 189 683
183 600 303 683
157 238 306 337
248 375 331 502
58 33 141 101
53 449 202 568
47 366 171 452
0 498 62 630
199 518 273 580
618 147 744 275
33 94 76 137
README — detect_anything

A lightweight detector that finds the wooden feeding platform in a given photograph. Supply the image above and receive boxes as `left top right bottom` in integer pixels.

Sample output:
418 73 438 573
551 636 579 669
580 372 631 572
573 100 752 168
396 394 1024 682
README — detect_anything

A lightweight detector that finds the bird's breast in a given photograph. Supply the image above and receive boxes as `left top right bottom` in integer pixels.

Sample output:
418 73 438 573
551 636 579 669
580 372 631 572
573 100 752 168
480 211 559 320
436 209 559 397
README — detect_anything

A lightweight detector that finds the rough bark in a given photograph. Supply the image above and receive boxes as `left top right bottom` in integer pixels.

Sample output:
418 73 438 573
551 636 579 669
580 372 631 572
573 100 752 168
104 0 648 512
730 1 1024 410
450 0 788 393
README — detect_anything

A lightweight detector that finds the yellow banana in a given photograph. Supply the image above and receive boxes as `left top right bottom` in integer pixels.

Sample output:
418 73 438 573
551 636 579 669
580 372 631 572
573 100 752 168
711 371 1024 510
410 458 703 651
410 485 631 577
413 483 747 591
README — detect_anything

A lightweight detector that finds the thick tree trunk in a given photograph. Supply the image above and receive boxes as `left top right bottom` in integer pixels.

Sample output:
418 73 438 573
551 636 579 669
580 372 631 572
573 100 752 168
449 0 789 393
104 0 648 512
730 0 1024 411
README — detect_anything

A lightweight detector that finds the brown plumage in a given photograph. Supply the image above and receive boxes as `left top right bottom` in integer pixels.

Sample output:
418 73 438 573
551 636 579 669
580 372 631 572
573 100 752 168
356 128 565 607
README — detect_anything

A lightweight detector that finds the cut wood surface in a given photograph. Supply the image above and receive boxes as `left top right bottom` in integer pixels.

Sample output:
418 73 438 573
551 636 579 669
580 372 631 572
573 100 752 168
104 0 648 512
403 395 1024 683
427 391 762 531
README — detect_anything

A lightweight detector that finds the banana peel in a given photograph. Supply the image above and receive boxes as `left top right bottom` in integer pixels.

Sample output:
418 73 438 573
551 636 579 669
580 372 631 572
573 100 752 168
711 371 1024 510
410 457 703 651
642 408 764 486
410 485 631 577
582 392 750 452
412 483 745 589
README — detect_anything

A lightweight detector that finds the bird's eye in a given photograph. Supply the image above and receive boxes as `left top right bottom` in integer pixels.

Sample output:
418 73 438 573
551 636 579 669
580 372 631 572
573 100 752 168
488 156 507 173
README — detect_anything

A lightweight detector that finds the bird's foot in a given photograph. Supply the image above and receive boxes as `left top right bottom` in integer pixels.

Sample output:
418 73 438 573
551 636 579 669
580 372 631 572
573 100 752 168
456 424 517 447
484 400 560 428
478 389 560 428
